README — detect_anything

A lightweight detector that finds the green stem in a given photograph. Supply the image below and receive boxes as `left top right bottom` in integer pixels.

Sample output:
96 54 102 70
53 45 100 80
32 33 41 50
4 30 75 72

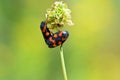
60 45 68 80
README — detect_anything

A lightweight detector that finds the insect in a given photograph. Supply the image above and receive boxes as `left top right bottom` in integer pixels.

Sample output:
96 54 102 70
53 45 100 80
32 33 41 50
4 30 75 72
40 21 69 48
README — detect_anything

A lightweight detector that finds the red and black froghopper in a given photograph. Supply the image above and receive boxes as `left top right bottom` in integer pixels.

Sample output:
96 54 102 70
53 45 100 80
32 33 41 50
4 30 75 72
40 21 69 48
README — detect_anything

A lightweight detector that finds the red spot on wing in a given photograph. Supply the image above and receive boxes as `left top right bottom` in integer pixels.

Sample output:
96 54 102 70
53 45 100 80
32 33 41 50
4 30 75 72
53 34 58 38
45 32 50 36
42 26 46 32
49 37 55 43
53 44 57 47
58 32 63 37
49 37 53 42
51 40 55 43
58 41 62 45
62 38 66 41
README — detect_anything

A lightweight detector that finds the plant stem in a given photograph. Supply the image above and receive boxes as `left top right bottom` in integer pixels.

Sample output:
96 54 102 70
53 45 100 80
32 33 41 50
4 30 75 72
60 45 68 80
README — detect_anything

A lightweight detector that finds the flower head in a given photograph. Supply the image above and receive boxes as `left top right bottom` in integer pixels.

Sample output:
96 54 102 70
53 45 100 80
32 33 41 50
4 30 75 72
46 1 73 30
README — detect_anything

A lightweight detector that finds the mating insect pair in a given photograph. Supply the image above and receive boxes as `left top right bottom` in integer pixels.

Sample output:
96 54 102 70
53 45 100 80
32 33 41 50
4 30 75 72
40 21 69 48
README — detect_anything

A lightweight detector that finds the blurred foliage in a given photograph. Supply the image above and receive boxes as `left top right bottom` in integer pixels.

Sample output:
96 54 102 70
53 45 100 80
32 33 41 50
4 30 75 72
0 0 120 80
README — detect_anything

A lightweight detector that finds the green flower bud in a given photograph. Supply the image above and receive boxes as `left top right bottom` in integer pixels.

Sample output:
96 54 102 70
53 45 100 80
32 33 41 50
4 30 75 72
46 1 73 30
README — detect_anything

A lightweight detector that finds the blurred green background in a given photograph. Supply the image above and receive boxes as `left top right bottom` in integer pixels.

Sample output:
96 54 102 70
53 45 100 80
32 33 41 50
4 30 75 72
0 0 120 80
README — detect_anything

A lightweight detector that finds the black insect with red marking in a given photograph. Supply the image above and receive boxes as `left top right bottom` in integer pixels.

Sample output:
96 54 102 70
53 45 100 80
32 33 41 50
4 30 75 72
40 21 69 48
